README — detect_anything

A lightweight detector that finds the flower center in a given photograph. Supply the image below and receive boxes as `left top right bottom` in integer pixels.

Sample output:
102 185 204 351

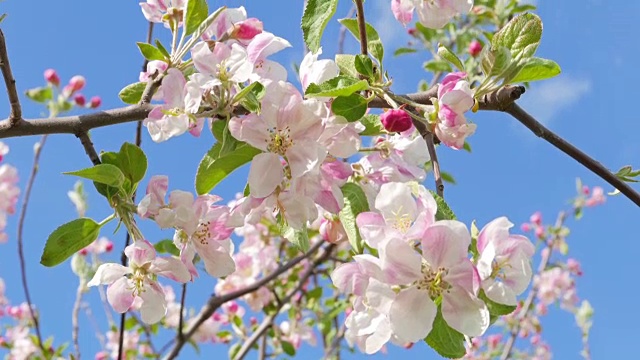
415 265 451 298
266 127 293 155
194 221 212 245
390 207 412 234
490 258 510 280
129 263 152 295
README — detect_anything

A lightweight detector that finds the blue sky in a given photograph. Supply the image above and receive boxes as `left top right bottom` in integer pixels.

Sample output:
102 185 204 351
1 0 639 359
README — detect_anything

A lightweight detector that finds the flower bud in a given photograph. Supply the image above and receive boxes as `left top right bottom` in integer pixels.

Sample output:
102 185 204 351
105 241 114 252
233 18 263 40
69 75 86 92
73 94 86 106
529 211 542 225
44 69 60 86
380 109 412 133
407 28 417 37
90 96 102 108
468 40 483 57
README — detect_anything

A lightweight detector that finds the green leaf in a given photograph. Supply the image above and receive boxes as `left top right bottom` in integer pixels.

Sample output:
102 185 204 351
154 239 180 257
183 0 209 36
305 75 369 98
178 6 226 58
331 93 368 122
41 218 102 267
437 44 464 71
64 164 125 188
195 144 261 195
281 341 296 356
429 190 456 221
425 307 466 359
101 142 148 186
509 57 561 83
118 82 146 104
462 142 472 152
355 55 375 78
136 42 167 61
301 0 338 53
359 114 386 136
440 171 456 184
338 18 385 65
25 87 53 103
424 60 452 73
155 40 171 59
479 290 517 317
335 54 359 78
339 183 369 254
237 82 265 113
491 13 542 59
394 47 417 56
281 222 310 253
485 46 512 77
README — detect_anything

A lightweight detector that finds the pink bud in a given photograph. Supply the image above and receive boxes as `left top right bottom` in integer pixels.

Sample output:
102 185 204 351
407 28 417 36
380 109 412 133
69 75 86 92
74 94 86 106
44 69 60 86
536 303 548 315
529 211 542 225
468 40 483 57
233 18 263 40
90 96 102 108
105 241 114 252
227 301 239 313
79 248 88 256
534 226 544 238
487 334 502 349
520 223 531 232
582 185 590 195
567 258 583 276
250 316 258 325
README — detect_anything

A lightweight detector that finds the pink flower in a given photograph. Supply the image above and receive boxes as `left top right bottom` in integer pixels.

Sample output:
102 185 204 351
229 81 327 198
44 69 60 86
381 109 413 133
232 18 263 41
435 72 476 149
299 47 340 92
385 221 489 340
87 240 190 324
585 186 605 207
139 0 185 26
246 32 291 82
476 217 535 305
391 0 473 29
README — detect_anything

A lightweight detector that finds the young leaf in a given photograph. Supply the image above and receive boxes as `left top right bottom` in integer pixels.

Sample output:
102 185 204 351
25 87 53 103
281 222 310 253
394 47 417 56
64 164 125 188
424 60 452 73
509 57 561 83
114 142 147 185
301 0 338 53
338 18 385 65
437 44 464 71
195 144 261 195
305 75 369 98
183 0 209 36
359 114 386 136
335 54 359 78
491 13 542 59
331 93 368 122
281 341 296 356
338 183 370 254
136 42 167 61
118 82 146 104
155 40 171 59
429 190 456 221
425 307 466 359
355 54 375 78
40 218 102 267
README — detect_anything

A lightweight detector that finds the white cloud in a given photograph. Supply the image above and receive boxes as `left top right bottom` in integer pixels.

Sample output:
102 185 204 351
517 76 591 124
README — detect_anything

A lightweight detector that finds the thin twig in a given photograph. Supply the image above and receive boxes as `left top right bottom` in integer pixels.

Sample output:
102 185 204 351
16 135 48 355
235 244 335 360
258 330 268 360
177 283 187 342
425 132 444 197
77 132 101 165
72 282 84 359
499 211 566 360
337 6 356 55
142 22 155 72
117 312 126 360
353 0 368 56
0 29 22 125
504 104 640 207
161 240 325 360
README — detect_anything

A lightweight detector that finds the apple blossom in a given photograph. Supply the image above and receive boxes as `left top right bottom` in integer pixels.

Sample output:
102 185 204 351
246 32 292 82
205 7 263 44
87 239 190 324
140 0 185 26
391 0 474 28
299 47 340 92
476 217 535 306
435 72 477 149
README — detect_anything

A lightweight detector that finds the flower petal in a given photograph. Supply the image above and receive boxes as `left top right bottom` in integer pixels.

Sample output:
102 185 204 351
389 287 437 343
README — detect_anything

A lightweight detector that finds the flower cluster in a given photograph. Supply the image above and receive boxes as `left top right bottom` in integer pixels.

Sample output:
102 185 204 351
391 0 474 28
0 142 20 244
331 182 534 354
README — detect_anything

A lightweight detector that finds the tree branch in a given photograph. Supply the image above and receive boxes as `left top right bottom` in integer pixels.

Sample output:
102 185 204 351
425 132 444 196
0 29 22 126
503 104 640 207
16 135 48 355
353 0 368 56
77 132 101 166
234 244 335 360
161 240 325 360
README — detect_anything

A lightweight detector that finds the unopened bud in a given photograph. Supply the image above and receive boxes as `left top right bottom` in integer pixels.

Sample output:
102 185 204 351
233 18 263 40
44 69 60 86
90 96 102 108
380 109 412 133
74 94 86 106
468 40 483 57
69 75 86 92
